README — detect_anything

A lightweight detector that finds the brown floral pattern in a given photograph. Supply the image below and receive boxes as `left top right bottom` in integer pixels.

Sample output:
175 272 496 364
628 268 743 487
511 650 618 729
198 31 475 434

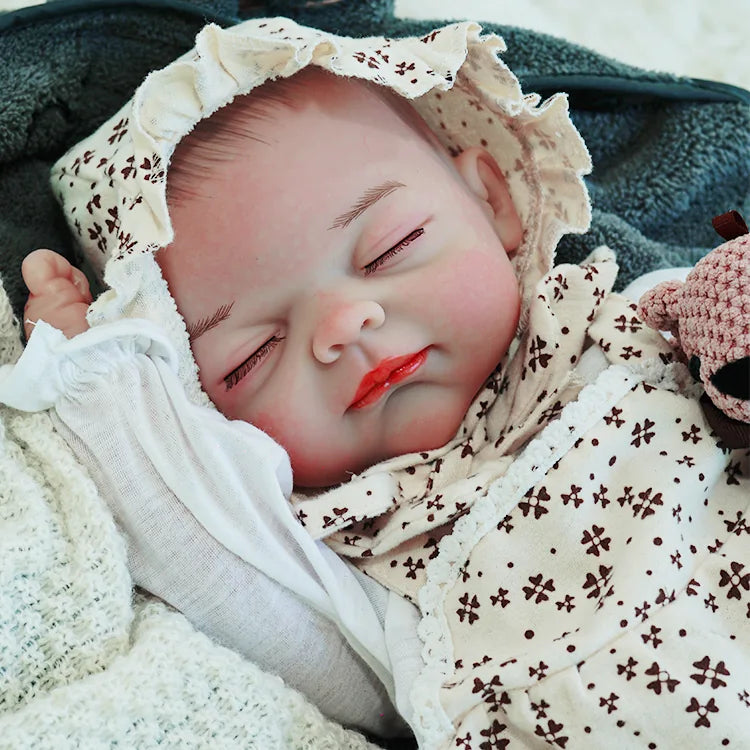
439 377 749 747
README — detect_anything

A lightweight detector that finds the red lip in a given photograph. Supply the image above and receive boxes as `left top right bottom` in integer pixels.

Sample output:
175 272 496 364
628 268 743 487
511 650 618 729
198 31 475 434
349 348 429 410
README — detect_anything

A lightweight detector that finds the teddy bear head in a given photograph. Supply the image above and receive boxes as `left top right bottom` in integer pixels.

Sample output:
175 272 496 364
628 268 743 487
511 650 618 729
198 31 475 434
638 211 750 427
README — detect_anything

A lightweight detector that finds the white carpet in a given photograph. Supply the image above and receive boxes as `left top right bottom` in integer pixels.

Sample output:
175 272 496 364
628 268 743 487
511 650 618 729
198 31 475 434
396 0 750 91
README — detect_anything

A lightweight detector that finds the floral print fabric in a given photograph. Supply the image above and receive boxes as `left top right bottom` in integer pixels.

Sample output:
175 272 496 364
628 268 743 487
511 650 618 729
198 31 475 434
439 379 748 749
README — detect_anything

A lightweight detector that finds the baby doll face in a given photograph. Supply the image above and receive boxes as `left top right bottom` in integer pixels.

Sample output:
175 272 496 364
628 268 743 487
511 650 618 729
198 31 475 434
159 71 522 486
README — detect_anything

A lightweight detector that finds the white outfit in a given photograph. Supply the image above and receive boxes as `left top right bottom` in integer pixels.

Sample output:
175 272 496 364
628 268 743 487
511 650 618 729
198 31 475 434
0 275 382 749
0 319 406 735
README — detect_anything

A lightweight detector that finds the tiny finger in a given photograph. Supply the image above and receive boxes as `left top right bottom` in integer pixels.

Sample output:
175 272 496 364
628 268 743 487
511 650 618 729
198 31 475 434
31 276 85 303
22 249 74 295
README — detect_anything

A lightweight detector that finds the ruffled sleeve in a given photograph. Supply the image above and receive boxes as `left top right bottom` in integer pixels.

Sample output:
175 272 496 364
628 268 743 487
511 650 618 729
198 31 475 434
0 319 178 412
0 320 398 732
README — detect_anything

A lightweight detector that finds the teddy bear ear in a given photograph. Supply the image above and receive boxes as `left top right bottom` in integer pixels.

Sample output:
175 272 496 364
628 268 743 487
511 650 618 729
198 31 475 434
637 280 683 337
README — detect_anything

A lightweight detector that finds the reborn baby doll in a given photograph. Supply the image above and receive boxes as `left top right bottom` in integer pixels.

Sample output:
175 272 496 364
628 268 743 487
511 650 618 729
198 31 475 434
10 17 750 750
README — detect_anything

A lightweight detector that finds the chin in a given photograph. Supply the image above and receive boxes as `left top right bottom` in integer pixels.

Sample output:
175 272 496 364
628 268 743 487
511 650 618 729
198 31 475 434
392 403 466 457
291 396 469 488
292 463 353 489
292 448 381 488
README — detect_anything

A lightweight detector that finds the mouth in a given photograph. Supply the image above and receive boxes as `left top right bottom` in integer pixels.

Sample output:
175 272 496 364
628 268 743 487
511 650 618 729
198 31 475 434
349 347 430 410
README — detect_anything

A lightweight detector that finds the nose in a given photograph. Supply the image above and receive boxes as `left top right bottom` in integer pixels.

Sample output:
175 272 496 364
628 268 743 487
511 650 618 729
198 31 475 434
312 296 385 364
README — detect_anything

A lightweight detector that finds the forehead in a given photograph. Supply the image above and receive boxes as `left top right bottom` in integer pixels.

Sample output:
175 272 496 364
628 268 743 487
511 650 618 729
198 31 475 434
223 73 439 184
159 74 449 287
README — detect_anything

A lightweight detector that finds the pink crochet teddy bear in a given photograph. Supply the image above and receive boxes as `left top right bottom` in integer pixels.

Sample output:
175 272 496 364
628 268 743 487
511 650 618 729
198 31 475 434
638 210 750 447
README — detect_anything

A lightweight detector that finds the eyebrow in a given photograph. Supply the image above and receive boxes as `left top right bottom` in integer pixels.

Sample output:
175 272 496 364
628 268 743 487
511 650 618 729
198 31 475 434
328 180 405 230
186 301 235 343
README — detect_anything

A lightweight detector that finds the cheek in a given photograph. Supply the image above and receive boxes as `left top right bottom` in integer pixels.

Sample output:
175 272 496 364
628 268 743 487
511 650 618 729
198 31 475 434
208 363 362 487
426 247 518 334
388 387 470 455
250 402 303 460
249 402 354 487
251 405 309 478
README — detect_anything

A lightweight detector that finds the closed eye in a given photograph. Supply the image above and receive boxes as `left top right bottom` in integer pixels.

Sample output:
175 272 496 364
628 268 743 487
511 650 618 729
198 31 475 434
224 336 284 391
364 227 425 276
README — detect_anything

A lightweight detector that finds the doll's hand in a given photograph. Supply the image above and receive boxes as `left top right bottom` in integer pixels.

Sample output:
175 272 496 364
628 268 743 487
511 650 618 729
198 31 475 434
22 249 92 340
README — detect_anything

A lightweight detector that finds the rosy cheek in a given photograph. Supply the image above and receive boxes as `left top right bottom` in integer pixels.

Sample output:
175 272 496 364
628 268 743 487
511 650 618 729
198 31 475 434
250 405 294 452
250 406 316 477
253 405 361 486
425 247 514 329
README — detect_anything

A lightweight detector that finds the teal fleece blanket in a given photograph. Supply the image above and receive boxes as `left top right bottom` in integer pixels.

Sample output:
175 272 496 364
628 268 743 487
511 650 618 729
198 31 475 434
1 0 749 323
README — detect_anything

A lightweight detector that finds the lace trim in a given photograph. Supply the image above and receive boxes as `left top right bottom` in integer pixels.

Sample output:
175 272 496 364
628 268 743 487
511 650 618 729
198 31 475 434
408 361 669 748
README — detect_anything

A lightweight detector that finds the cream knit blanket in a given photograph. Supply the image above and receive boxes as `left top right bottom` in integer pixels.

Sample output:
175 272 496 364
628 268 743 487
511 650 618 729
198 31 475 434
0 280 376 749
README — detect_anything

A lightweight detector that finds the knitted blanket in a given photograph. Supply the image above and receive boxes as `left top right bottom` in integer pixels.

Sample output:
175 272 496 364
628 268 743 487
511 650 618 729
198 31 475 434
0 273 379 748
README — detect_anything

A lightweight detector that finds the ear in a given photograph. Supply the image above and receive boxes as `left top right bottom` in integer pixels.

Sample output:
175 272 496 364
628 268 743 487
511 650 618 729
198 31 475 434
453 146 523 254
637 280 683 339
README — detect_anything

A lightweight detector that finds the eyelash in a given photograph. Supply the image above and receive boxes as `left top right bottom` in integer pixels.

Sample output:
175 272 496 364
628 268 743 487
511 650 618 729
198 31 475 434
224 336 285 391
364 227 425 276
